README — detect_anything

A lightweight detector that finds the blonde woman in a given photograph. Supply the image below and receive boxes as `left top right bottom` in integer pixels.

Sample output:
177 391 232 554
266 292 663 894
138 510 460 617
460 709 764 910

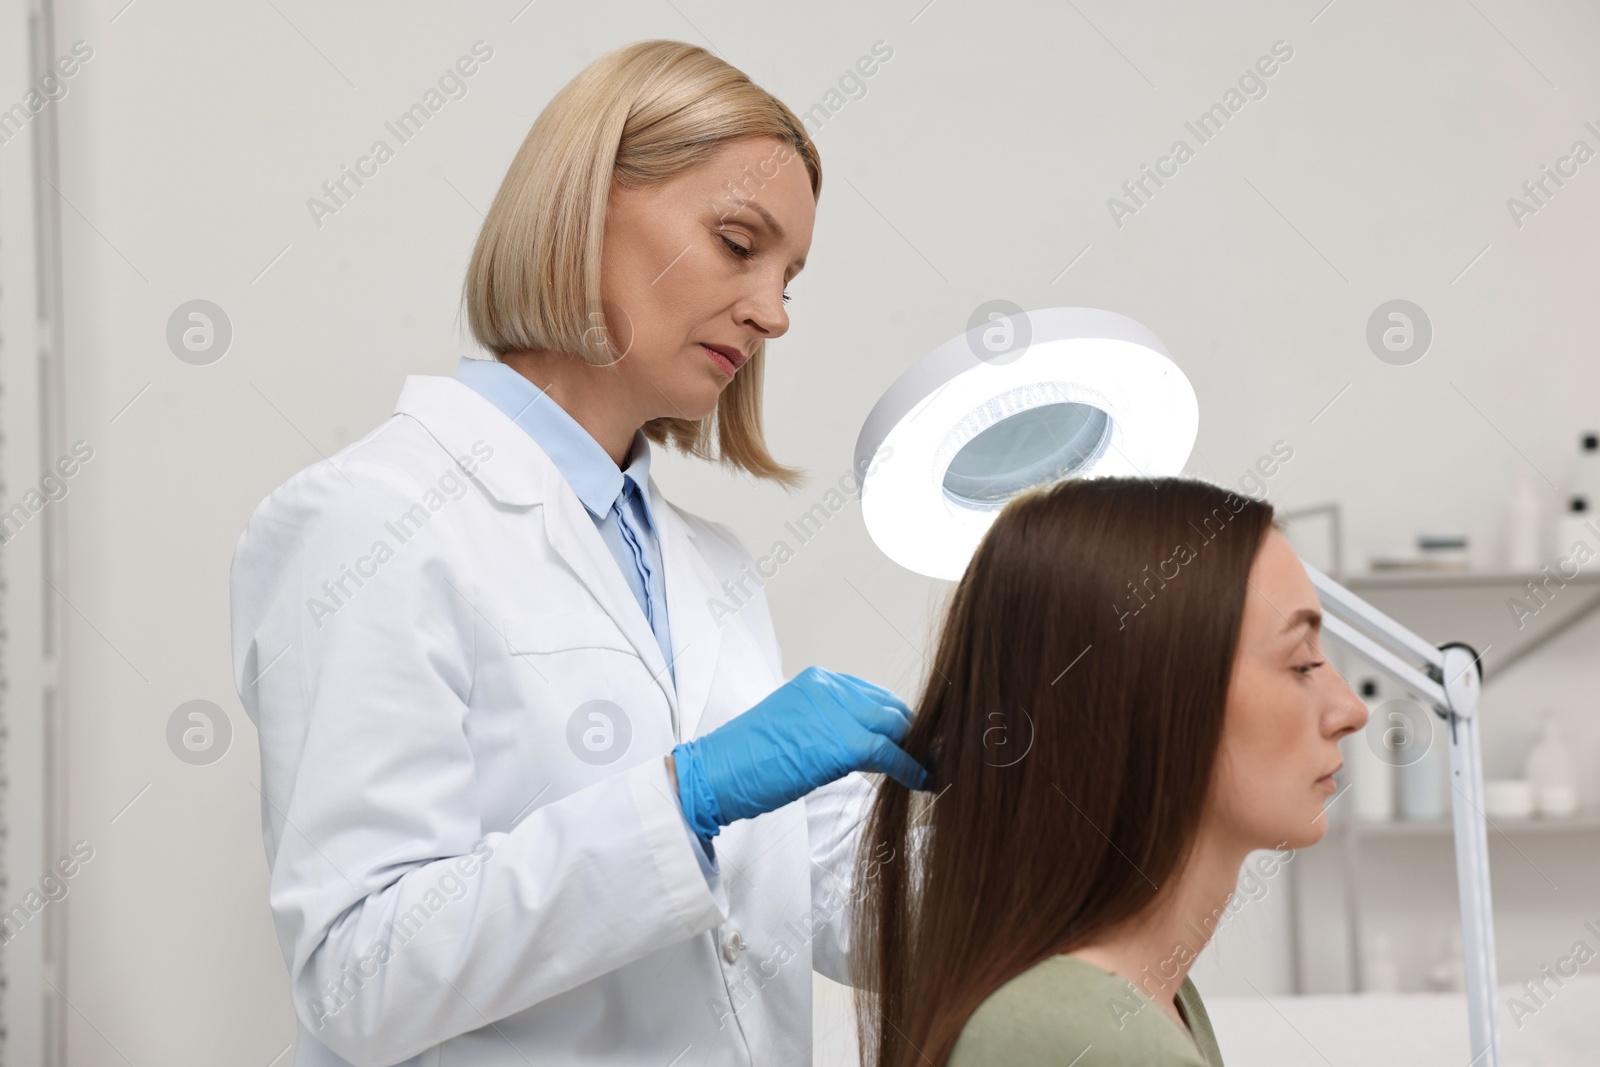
230 40 926 1067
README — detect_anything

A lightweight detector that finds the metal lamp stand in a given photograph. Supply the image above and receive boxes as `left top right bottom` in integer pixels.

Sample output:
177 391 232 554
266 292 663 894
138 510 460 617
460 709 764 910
1304 561 1499 1066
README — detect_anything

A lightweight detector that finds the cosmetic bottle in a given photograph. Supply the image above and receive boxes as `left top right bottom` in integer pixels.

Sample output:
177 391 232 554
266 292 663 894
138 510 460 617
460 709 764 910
1349 679 1393 822
1363 931 1402 993
1506 468 1540 571
1555 495 1597 570
1566 431 1600 506
1396 701 1449 822
1524 711 1578 817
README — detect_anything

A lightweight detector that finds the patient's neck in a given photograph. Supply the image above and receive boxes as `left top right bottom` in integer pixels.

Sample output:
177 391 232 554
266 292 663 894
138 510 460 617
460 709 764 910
1066 825 1251 1020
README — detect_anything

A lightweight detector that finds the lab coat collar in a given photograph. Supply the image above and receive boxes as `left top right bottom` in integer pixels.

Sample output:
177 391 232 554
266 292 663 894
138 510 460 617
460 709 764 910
450 355 657 528
647 475 724 742
391 372 723 741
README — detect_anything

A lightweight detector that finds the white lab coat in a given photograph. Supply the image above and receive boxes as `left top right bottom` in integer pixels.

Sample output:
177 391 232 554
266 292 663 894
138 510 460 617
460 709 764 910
230 371 874 1067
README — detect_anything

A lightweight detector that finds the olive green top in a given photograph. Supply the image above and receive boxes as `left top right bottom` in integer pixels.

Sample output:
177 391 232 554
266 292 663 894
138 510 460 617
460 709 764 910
946 955 1224 1066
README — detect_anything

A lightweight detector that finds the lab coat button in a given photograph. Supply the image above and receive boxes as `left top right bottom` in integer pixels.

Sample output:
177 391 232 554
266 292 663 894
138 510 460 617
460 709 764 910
721 930 743 962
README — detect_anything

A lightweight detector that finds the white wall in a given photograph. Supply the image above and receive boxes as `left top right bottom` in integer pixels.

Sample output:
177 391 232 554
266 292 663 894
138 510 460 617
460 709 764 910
32 0 1600 1062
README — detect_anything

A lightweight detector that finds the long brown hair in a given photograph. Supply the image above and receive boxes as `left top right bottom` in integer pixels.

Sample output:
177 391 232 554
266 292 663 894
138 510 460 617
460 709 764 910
850 475 1278 1066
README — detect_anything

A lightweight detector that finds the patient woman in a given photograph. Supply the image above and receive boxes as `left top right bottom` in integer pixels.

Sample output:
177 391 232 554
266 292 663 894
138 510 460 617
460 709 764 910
849 475 1368 1066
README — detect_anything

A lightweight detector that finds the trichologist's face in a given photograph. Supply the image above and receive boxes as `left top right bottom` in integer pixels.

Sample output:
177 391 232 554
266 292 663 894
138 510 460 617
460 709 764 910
598 134 815 422
1211 529 1368 851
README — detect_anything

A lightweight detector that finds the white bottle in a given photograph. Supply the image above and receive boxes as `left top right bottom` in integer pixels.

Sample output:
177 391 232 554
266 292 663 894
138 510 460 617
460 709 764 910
1567 432 1600 507
1425 927 1466 992
1348 679 1394 822
1396 701 1449 821
1507 468 1541 572
1363 931 1402 993
1524 711 1578 817
1554 494 1598 571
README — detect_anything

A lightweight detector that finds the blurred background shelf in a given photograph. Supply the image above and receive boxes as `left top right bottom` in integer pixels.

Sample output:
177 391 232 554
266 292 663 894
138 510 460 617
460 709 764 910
1281 504 1600 679
1281 506 1600 1006
1341 809 1600 837
1339 569 1600 681
1345 569 1600 591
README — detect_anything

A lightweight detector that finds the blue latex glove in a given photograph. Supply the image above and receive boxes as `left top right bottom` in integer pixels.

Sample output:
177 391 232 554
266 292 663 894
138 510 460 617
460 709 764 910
672 666 930 842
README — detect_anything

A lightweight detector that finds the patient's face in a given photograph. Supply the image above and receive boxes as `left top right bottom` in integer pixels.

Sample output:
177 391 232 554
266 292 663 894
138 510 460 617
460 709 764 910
1209 528 1367 851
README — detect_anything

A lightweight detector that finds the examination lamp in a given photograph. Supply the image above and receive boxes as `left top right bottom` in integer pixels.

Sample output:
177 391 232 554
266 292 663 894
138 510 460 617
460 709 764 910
854 306 1198 580
853 305 1502 1066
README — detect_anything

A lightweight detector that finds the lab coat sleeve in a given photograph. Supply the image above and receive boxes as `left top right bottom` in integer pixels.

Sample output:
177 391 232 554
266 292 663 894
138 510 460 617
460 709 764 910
806 776 931 988
232 459 729 1067
705 518 874 986
681 790 721 877
805 771 877 985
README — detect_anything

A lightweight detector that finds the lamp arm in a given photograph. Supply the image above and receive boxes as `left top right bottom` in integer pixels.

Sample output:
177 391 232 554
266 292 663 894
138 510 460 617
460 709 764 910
1320 612 1448 710
1302 562 1500 1065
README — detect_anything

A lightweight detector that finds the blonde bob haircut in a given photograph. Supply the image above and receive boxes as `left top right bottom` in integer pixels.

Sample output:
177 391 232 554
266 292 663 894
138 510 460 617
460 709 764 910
461 39 820 488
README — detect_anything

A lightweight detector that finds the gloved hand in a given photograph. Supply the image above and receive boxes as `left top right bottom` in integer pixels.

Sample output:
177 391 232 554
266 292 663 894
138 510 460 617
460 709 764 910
672 666 930 842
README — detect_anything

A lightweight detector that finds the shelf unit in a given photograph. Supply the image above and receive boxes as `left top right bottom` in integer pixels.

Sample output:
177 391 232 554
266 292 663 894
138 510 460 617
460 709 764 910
1344 809 1600 837
1307 563 1600 997
1331 803 1600 996
1279 503 1600 681
1280 503 1600 1006
1343 568 1600 680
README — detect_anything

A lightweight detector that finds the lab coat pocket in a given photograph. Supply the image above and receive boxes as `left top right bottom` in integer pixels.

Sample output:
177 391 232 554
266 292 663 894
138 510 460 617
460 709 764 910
494 610 674 806
504 610 636 655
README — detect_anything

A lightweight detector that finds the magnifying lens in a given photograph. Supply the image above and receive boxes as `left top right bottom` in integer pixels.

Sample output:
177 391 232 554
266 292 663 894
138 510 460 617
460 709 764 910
853 306 1200 580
